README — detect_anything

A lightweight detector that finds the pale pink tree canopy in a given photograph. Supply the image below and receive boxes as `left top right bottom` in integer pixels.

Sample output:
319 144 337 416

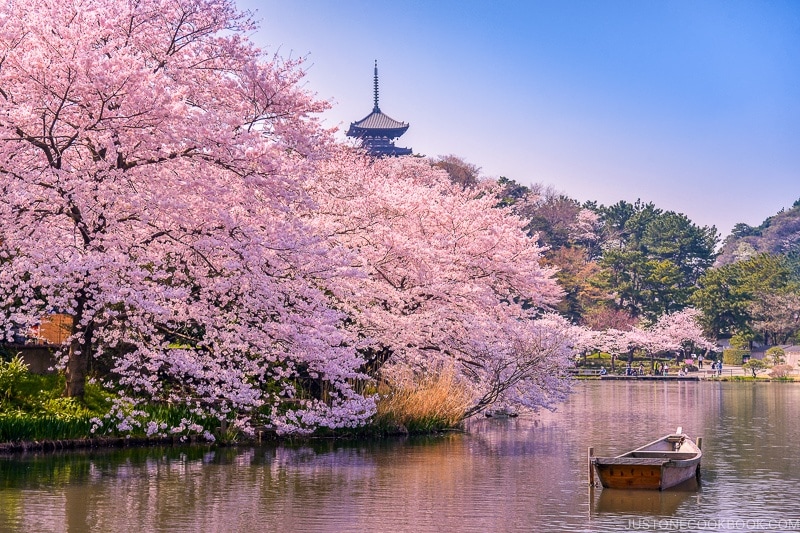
309 151 572 414
0 0 577 434
575 308 715 358
0 0 371 433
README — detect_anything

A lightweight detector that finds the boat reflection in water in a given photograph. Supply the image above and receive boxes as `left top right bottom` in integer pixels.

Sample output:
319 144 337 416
593 477 700 515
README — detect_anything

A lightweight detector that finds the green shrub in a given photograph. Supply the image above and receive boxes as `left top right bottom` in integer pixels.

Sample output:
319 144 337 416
766 347 786 365
723 348 748 366
742 359 768 377
729 333 753 350
39 397 93 419
0 359 117 442
0 355 29 402
0 414 92 442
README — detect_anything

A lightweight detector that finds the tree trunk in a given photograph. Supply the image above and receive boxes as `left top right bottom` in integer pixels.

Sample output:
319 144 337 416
64 291 91 398
65 337 89 398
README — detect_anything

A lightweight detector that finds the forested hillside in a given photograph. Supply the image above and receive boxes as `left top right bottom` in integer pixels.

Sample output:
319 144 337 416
716 199 800 267
437 156 800 347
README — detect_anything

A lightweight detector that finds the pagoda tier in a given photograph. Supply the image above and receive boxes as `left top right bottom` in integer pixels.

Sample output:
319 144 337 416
346 61 411 157
354 135 412 157
347 110 409 139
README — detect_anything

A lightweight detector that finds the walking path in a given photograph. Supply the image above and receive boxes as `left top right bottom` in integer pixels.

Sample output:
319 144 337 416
575 364 773 380
592 365 751 381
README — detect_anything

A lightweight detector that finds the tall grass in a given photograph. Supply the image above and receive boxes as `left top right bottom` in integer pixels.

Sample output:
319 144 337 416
0 414 92 442
374 366 472 433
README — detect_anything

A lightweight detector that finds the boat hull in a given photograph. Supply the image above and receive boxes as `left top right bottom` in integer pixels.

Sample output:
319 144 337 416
594 460 699 490
592 431 702 491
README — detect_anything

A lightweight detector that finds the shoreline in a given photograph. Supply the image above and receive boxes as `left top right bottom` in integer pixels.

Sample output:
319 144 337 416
0 426 462 455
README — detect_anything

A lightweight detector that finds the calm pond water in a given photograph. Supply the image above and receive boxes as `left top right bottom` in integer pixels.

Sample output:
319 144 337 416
3 381 800 532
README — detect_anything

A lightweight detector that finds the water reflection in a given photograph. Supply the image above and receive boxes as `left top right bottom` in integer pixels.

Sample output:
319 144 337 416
2 382 800 532
593 479 700 515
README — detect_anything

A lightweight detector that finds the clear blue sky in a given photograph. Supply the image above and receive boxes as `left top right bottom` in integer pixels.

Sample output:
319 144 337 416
241 0 800 239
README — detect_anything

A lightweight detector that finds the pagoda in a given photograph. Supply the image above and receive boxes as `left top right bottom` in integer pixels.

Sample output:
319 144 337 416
346 61 412 157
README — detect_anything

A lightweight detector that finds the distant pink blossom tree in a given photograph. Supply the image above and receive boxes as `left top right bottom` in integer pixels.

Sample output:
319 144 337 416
576 308 714 370
648 308 716 354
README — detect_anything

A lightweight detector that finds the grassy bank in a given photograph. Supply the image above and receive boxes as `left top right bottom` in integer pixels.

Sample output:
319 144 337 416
1 357 466 446
1 356 104 442
0 356 220 445
709 375 797 382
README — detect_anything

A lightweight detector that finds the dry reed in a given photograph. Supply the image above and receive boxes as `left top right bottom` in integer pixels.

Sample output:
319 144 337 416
375 366 472 432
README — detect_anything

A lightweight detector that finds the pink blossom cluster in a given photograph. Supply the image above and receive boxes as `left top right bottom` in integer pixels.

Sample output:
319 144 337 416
571 309 715 356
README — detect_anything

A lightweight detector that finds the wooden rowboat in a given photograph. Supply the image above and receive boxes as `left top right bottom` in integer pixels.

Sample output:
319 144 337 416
590 427 702 490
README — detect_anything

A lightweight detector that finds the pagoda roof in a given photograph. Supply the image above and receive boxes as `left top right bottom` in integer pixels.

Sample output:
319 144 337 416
346 108 409 139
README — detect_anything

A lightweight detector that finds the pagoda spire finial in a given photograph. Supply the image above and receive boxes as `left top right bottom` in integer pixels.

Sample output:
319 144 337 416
373 59 380 112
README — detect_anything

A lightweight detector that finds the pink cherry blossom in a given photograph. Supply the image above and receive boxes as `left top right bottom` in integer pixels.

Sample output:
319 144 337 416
0 0 580 434
308 150 572 416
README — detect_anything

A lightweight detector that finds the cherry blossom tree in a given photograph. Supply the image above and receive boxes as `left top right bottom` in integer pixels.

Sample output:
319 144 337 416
0 0 373 434
308 151 574 417
0 0 586 435
648 308 716 354
576 308 714 372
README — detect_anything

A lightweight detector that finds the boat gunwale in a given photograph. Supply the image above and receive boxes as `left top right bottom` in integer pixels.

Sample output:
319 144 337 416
592 433 702 467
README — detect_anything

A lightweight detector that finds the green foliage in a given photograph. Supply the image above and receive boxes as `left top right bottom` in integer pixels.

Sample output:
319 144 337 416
723 348 748 366
766 347 786 365
730 223 760 239
594 200 718 320
595 249 649 317
0 361 116 442
496 177 530 206
40 397 93 418
729 333 753 350
693 254 798 338
0 367 111 417
742 358 768 377
640 212 718 282
0 355 29 402
596 251 690 320
0 414 93 442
